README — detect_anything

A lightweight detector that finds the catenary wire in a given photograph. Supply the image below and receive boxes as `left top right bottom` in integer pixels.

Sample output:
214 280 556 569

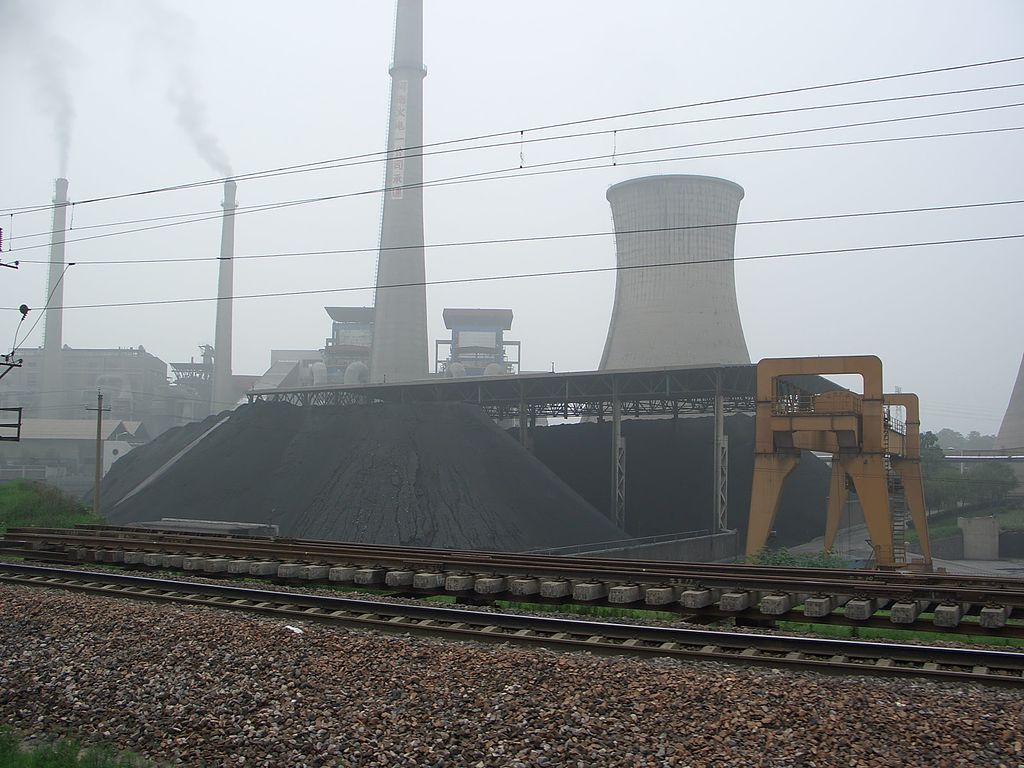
9 197 1023 267
4 233 1019 313
11 80 1024 244
6 118 1024 256
2 53 1023 216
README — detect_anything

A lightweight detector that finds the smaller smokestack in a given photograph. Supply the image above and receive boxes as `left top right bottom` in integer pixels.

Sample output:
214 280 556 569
44 177 70 352
40 177 70 417
212 179 237 413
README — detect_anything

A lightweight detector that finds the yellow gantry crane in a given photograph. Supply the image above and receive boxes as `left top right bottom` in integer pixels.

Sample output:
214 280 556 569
745 355 932 570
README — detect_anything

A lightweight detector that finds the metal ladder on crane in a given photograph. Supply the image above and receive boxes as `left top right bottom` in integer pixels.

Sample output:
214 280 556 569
883 408 908 566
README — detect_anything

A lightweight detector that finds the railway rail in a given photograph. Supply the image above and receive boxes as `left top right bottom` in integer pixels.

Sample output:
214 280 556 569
3 525 1023 637
2 561 1022 687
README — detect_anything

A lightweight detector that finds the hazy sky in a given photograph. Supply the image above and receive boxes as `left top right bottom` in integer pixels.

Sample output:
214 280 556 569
1 1 1021 434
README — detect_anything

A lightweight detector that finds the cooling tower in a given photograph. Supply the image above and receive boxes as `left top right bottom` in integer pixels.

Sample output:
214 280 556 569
997 351 1024 451
212 179 237 412
369 0 428 383
40 177 70 415
599 175 750 370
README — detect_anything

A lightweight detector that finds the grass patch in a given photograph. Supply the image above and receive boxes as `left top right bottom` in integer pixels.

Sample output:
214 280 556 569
746 549 851 569
496 600 679 622
908 502 1024 543
0 481 103 537
776 620 1024 648
0 727 150 767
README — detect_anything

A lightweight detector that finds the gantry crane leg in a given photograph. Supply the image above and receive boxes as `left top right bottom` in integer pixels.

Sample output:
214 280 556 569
746 453 800 557
824 456 848 553
841 455 896 567
892 460 931 564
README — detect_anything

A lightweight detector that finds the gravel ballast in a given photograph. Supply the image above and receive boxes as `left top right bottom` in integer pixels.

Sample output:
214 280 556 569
1 584 1021 767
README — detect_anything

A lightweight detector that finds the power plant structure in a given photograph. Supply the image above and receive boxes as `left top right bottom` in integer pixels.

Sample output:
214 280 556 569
599 175 750 370
212 179 238 413
40 177 70 416
997 351 1024 487
997 351 1024 451
369 0 428 384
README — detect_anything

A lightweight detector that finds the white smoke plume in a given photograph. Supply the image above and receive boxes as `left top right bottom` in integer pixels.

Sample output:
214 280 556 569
168 67 233 177
0 1 77 176
133 2 232 177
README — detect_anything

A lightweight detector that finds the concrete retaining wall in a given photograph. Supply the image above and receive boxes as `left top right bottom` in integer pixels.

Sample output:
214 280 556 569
999 529 1024 558
959 516 1000 560
909 531 964 560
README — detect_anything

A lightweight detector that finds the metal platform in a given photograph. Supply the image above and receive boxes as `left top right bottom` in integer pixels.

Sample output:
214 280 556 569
246 364 765 419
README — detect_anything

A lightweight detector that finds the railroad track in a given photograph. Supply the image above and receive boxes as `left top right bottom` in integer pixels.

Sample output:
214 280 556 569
2 561 1022 687
4 525 1023 636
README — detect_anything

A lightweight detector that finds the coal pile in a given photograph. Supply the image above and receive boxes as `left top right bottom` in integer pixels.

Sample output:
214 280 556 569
523 415 830 547
102 402 624 551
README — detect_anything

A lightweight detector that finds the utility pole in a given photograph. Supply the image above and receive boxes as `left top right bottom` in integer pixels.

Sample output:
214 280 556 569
86 390 111 516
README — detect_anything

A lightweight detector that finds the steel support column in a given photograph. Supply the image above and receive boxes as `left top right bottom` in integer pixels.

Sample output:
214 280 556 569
713 378 728 533
611 378 625 531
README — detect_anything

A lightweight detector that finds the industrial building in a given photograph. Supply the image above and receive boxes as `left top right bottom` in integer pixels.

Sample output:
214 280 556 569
435 308 520 377
599 174 750 370
323 307 374 384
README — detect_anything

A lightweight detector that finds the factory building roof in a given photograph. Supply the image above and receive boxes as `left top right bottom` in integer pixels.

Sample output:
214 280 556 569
442 308 513 330
325 307 375 324
17 419 146 442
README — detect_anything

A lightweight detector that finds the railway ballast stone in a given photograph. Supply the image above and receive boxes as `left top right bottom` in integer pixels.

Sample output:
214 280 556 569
412 572 444 589
644 586 677 605
474 576 507 595
329 566 356 582
354 568 386 585
608 584 642 604
276 563 306 578
803 595 834 617
301 565 330 580
845 597 878 621
2 583 1022 767
719 591 751 612
249 561 280 576
680 588 715 609
508 578 540 596
385 570 415 587
759 593 792 615
980 605 1011 629
539 580 571 598
932 603 964 627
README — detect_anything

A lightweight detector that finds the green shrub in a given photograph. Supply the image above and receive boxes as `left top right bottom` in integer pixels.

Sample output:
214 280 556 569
746 549 850 569
0 481 104 536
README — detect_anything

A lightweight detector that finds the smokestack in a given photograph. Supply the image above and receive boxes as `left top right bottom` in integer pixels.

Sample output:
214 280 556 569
599 174 750 369
44 177 69 352
212 179 237 413
40 177 70 415
369 0 428 383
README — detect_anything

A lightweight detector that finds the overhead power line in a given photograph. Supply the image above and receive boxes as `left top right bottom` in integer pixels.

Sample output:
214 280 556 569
6 232 1020 313
11 79 1024 245
7 118 1024 256
11 197 1024 267
2 52 1023 216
